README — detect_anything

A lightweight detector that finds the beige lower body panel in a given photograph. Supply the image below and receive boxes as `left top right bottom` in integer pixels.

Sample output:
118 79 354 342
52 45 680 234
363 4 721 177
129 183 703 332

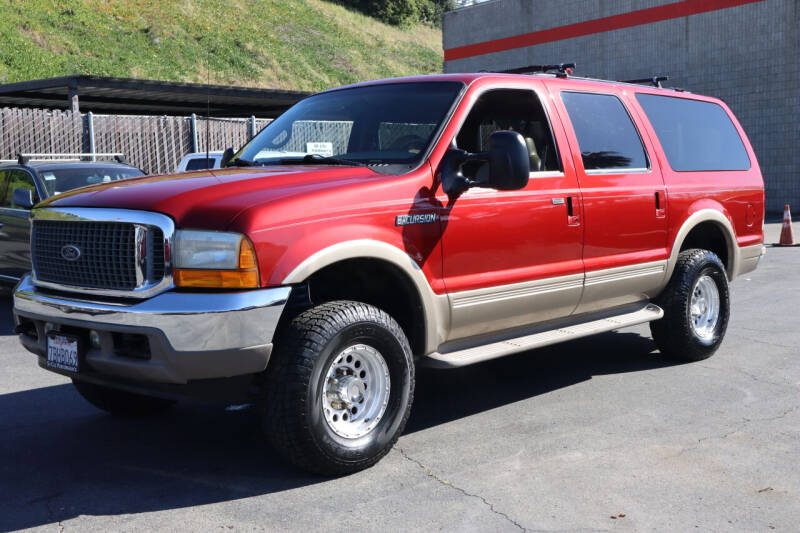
447 273 583 341
446 262 667 341
573 260 667 315
735 244 766 278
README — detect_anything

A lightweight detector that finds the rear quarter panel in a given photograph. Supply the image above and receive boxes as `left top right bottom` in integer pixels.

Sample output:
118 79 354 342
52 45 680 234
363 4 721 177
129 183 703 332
626 89 765 252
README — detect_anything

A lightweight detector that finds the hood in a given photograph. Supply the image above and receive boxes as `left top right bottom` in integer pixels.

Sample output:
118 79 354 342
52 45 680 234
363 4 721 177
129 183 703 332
40 166 381 230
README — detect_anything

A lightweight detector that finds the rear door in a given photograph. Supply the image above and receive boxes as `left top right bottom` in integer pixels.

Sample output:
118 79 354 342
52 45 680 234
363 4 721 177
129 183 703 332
0 169 38 280
548 85 668 314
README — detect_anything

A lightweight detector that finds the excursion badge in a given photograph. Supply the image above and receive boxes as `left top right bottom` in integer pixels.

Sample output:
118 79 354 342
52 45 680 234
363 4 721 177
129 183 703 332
395 213 438 226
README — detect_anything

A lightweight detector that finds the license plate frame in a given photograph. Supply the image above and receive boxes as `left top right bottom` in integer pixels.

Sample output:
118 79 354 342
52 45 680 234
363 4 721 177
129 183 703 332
46 332 82 373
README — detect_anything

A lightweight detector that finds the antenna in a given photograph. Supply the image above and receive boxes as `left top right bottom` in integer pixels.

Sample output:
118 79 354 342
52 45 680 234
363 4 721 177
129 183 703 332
206 46 210 167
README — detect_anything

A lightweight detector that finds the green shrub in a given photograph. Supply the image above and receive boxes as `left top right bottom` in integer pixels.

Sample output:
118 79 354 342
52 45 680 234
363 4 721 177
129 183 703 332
338 0 453 26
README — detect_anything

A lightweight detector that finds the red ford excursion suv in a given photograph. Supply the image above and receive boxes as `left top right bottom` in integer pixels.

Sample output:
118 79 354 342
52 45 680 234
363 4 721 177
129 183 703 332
13 73 765 475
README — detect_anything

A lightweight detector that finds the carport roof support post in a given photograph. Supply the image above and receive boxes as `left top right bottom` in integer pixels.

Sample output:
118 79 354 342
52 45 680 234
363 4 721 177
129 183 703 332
68 85 79 114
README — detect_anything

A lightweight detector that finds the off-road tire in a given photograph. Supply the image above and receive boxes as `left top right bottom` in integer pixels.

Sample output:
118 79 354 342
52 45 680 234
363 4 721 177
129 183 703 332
72 379 175 416
262 300 414 476
651 249 730 361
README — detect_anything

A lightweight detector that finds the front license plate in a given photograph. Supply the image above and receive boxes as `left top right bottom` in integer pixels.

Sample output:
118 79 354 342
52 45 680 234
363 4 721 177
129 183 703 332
47 334 80 373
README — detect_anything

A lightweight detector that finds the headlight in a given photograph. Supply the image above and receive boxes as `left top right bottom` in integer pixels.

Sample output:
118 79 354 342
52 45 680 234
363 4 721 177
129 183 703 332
173 230 259 289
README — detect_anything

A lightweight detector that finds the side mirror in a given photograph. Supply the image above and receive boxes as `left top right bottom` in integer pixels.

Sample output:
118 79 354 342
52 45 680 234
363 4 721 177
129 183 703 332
220 146 235 167
486 130 530 190
441 130 530 196
12 188 35 209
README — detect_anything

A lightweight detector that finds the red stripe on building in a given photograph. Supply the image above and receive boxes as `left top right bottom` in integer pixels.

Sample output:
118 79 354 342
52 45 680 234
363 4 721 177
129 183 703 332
444 0 765 61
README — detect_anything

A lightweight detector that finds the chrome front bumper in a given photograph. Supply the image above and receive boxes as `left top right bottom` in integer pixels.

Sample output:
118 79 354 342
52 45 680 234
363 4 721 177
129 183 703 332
13 275 291 384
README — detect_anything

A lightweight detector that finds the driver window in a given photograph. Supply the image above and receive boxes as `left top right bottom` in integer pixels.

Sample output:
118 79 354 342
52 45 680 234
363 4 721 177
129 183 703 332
455 89 561 177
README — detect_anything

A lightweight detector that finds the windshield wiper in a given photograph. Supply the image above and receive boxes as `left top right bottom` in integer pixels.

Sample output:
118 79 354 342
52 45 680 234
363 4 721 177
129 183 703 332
227 157 258 167
280 154 368 167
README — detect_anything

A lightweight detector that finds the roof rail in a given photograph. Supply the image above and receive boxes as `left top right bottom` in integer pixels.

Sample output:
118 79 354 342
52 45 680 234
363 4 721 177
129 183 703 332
497 63 576 78
624 76 669 88
0 153 125 164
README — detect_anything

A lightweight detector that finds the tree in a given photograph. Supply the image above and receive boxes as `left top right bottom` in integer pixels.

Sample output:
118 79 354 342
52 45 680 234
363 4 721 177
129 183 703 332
338 0 454 27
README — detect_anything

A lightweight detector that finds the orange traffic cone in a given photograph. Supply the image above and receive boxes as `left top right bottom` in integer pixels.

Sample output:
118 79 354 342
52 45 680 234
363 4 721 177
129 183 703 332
778 204 795 245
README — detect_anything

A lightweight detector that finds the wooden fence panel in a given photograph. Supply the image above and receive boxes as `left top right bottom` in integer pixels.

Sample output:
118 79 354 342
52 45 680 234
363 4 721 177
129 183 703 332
0 107 269 174
0 107 83 160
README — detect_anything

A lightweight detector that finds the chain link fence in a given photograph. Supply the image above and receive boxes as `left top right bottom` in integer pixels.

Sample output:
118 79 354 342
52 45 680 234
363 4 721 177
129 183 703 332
0 108 85 158
0 107 272 175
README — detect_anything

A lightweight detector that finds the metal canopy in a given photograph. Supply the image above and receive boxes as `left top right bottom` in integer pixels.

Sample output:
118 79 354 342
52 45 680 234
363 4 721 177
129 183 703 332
0 75 310 118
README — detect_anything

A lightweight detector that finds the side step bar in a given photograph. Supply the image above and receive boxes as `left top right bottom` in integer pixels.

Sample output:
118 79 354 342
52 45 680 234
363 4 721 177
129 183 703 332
425 303 663 369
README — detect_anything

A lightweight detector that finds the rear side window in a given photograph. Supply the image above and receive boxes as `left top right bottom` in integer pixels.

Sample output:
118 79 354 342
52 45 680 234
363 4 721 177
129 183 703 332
636 94 750 171
561 92 648 171
0 171 8 202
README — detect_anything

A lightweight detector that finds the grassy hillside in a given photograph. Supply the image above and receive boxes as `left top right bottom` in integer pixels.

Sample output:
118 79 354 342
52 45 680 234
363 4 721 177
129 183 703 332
0 0 443 92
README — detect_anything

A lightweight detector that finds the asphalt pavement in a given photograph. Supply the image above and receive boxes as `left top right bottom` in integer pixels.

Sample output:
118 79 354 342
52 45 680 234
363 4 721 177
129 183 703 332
1 222 798 532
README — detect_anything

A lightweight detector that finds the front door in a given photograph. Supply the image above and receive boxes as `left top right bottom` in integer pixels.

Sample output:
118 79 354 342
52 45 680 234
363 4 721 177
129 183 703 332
549 85 668 314
0 169 37 280
438 85 584 341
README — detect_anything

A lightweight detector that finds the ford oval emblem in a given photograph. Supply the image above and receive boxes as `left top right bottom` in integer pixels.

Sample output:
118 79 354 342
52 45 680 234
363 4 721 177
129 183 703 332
60 245 81 262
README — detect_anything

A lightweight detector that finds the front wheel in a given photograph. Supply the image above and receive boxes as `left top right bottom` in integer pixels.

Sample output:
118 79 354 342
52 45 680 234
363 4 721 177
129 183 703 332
650 249 730 361
262 301 414 476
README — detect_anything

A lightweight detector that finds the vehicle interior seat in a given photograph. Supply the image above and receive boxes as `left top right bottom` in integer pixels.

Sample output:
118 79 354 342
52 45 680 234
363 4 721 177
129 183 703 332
524 136 542 172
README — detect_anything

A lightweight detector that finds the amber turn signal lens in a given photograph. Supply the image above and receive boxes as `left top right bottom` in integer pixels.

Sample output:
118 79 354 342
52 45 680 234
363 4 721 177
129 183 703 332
174 269 259 289
238 238 257 270
174 237 260 289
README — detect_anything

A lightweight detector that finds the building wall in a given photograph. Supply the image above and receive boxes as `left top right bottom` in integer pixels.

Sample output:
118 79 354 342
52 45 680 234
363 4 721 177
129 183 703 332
443 0 799 213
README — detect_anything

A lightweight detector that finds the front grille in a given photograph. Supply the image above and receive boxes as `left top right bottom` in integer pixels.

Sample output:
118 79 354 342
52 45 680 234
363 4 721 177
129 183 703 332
33 221 143 290
152 228 165 280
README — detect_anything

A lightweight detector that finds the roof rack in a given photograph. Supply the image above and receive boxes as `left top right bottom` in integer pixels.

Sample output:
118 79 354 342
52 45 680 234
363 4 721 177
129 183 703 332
498 63 576 78
624 76 669 88
0 152 125 164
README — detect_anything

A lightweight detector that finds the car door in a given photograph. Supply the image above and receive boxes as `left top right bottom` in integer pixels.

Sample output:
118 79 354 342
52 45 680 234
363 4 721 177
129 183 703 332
438 84 584 341
548 84 668 314
0 169 38 280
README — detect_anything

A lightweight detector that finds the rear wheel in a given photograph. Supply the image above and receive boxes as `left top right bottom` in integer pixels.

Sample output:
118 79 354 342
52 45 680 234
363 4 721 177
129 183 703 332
262 300 414 476
72 379 175 417
651 249 730 361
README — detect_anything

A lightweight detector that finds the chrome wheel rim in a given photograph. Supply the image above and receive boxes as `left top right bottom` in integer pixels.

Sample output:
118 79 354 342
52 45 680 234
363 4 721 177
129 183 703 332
690 275 720 340
322 344 390 439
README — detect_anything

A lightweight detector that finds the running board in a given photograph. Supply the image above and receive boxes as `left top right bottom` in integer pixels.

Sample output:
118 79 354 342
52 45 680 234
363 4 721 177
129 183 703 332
425 303 663 369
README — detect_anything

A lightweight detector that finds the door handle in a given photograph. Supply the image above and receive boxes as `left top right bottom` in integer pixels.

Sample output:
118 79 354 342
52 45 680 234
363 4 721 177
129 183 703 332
566 196 580 226
655 192 666 218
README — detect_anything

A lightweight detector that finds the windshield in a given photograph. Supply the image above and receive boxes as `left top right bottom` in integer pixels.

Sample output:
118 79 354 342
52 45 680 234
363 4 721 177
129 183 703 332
233 82 464 170
40 166 144 196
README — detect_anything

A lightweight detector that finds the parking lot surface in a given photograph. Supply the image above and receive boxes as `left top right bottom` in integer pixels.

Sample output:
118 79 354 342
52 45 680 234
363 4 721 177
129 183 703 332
1 223 798 532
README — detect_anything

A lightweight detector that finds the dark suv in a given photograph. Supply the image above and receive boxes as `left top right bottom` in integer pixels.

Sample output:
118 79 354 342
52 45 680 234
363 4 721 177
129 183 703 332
0 159 144 286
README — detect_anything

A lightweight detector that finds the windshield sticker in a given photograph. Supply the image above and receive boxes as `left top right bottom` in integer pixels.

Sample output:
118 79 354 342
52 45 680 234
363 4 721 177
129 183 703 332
395 213 438 226
306 142 334 158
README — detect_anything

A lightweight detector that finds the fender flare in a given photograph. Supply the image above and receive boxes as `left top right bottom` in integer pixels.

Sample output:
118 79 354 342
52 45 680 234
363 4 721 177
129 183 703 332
282 239 449 355
665 209 738 283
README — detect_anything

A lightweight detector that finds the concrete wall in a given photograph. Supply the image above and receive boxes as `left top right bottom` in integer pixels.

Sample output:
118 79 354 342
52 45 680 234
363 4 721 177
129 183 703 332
443 0 799 213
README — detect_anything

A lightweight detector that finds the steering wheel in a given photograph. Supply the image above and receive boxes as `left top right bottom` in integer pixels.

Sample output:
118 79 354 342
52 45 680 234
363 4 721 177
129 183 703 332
388 135 427 154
